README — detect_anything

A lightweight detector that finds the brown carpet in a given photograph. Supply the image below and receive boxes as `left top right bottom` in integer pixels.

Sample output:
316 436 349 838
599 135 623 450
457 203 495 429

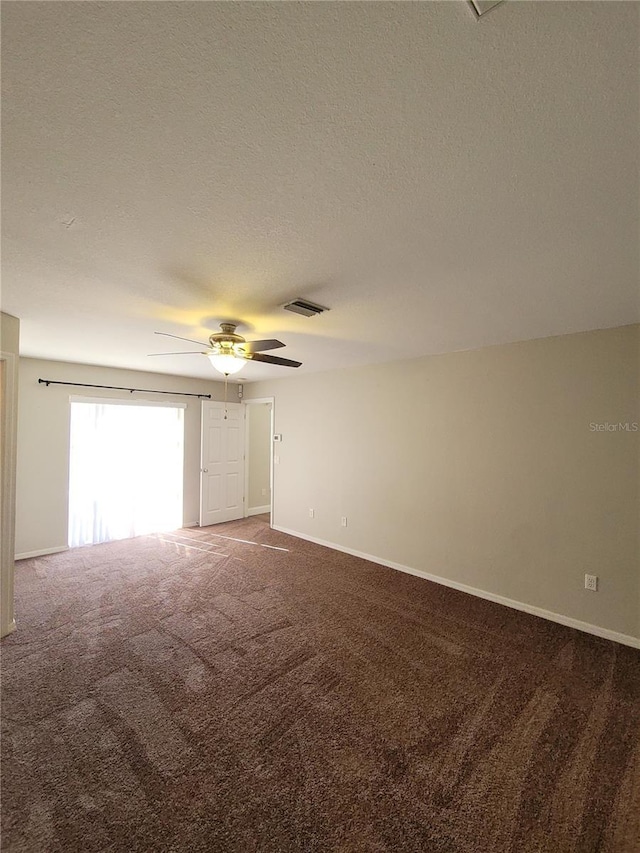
2 517 639 852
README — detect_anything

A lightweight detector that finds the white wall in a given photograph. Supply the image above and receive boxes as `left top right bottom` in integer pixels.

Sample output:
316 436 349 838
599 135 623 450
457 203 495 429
247 402 272 512
247 325 640 642
1 313 20 636
16 358 238 557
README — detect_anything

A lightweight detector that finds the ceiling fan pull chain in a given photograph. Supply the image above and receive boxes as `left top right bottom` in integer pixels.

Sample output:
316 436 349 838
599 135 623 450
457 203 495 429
223 374 228 419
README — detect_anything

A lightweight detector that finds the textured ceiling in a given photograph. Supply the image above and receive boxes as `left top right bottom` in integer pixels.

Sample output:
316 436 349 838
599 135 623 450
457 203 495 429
2 1 638 382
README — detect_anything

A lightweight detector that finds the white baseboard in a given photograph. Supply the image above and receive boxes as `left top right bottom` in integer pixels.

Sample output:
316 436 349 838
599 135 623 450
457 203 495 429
182 521 199 528
15 545 68 561
273 525 640 650
247 505 271 517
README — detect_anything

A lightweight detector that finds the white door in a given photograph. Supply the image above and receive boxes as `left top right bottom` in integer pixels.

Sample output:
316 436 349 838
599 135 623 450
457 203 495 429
200 401 245 526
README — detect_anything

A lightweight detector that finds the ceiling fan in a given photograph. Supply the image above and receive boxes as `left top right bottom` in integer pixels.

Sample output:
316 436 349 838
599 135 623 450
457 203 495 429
151 322 302 376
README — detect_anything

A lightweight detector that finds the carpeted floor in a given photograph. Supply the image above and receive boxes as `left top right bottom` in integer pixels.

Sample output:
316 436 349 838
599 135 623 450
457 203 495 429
2 516 639 852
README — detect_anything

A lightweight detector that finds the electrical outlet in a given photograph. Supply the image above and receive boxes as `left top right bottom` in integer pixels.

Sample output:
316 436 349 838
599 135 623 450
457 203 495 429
341 516 348 527
309 508 314 518
585 574 598 591
261 488 267 496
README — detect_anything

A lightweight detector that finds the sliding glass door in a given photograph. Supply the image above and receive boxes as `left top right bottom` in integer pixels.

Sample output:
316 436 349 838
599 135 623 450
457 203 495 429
68 399 184 547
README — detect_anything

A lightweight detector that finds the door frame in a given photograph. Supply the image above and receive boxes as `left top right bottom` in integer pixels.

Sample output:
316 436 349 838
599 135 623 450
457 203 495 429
243 397 275 523
1 351 18 637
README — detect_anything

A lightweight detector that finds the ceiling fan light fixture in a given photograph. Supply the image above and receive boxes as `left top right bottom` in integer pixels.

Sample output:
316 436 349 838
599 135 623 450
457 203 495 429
153 321 302 371
207 352 245 375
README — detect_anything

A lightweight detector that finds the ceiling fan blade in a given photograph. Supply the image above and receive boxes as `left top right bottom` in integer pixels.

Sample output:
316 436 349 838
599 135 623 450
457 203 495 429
154 331 209 347
148 351 205 356
249 352 302 368
240 339 285 353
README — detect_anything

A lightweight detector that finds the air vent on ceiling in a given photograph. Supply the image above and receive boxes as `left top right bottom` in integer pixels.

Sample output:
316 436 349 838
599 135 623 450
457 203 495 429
283 299 328 317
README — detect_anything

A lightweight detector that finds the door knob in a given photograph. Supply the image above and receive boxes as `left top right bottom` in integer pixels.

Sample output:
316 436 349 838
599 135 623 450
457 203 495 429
201 468 208 473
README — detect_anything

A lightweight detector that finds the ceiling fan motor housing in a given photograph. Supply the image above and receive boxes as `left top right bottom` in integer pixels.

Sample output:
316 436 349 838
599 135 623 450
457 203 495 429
209 323 246 354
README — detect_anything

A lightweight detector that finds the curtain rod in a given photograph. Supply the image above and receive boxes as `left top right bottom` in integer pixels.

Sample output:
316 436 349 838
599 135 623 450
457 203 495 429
38 378 211 399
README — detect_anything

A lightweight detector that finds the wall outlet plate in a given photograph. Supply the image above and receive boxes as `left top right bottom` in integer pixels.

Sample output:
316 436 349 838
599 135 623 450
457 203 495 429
584 574 598 591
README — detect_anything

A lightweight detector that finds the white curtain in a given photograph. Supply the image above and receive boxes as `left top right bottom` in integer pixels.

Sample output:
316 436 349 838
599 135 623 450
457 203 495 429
68 401 184 547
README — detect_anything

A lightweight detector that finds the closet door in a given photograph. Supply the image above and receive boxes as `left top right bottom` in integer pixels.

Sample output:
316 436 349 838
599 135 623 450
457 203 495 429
200 401 245 526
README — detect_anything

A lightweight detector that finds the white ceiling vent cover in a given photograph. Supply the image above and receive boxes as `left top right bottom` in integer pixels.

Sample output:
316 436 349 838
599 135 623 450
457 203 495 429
283 299 329 317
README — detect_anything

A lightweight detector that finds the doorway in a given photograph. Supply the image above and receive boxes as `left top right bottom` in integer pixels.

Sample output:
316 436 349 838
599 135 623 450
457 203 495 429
68 399 185 547
244 398 274 522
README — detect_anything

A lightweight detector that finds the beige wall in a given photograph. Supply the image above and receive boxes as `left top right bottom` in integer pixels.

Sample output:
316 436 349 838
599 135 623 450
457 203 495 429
1 313 20 636
247 325 640 641
16 358 237 557
247 402 272 511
